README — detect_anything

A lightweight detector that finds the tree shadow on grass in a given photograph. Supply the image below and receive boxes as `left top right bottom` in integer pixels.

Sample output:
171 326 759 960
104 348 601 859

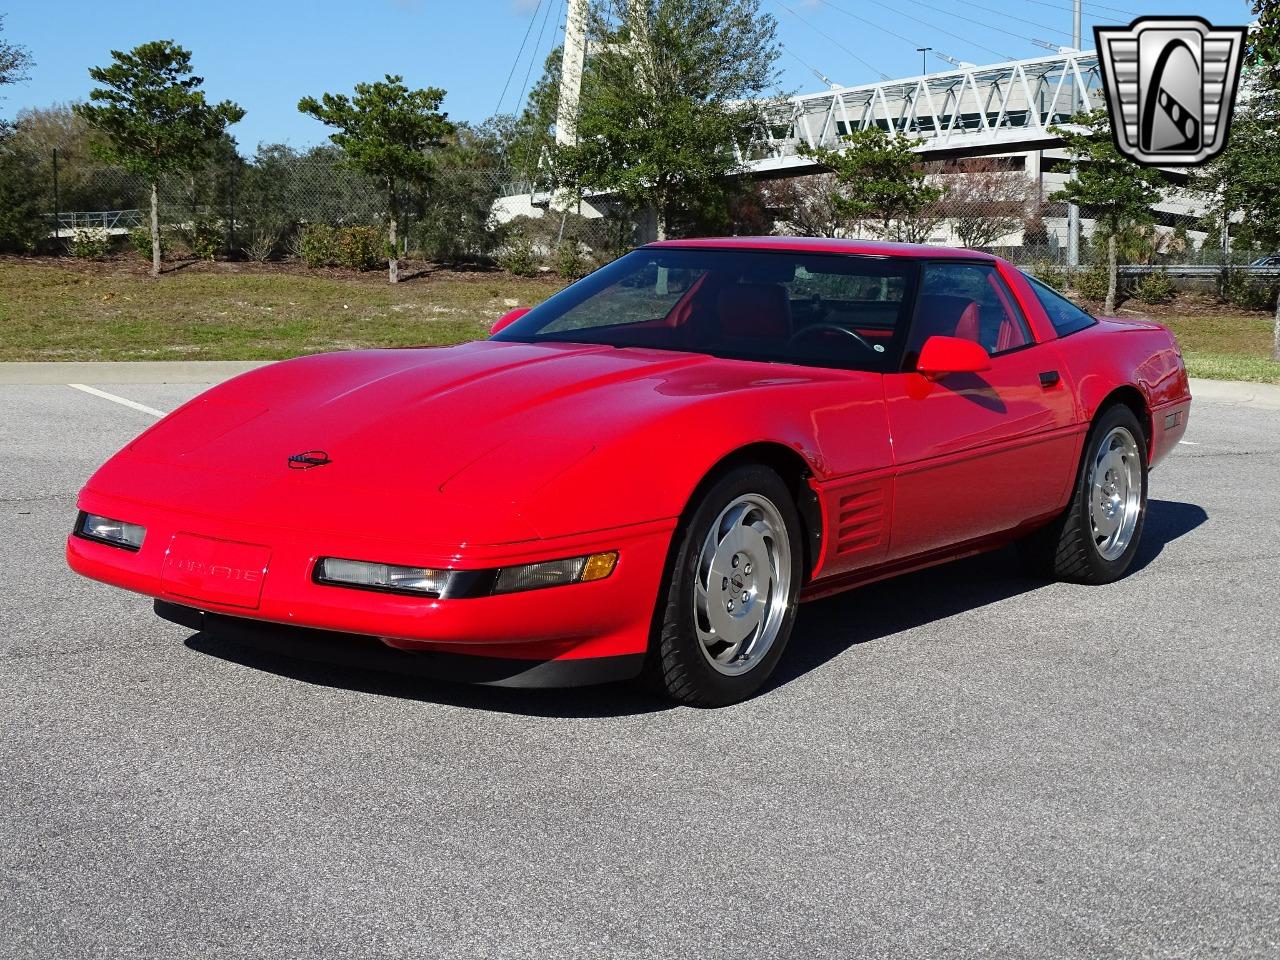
184 499 1206 715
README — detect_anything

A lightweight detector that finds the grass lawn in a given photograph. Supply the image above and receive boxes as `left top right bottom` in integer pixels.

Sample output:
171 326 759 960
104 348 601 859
1 257 1277 383
1126 305 1280 384
0 256 564 362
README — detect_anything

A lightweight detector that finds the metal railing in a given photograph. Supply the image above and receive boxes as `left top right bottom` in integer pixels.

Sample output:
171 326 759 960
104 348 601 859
47 210 146 235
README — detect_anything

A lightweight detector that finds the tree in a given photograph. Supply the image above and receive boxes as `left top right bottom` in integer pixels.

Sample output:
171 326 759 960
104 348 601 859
939 158 1035 249
299 75 453 282
803 127 944 242
760 173 848 238
505 47 563 183
1197 2 1280 360
0 14 33 92
75 41 244 276
414 120 508 263
1050 109 1163 315
557 0 781 240
0 121 45 252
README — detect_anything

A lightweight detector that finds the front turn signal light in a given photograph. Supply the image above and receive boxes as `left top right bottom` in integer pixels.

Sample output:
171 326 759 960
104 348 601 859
580 551 618 582
492 551 618 595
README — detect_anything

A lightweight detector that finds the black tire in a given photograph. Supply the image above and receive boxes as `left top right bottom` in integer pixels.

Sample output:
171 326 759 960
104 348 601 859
1019 403 1149 584
644 464 804 707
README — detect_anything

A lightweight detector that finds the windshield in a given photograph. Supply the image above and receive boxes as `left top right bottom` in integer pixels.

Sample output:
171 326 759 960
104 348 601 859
492 247 920 372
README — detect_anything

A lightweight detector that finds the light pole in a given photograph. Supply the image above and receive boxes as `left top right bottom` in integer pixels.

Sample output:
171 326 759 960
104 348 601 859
917 47 932 76
1067 0 1082 269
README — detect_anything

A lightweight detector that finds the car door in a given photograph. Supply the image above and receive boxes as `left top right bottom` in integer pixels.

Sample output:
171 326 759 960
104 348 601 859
882 260 1079 561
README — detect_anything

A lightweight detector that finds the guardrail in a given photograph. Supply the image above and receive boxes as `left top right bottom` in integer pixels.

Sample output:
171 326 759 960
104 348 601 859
1115 264 1280 277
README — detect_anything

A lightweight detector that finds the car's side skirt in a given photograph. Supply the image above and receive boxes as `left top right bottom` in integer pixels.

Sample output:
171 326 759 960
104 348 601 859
798 511 1062 603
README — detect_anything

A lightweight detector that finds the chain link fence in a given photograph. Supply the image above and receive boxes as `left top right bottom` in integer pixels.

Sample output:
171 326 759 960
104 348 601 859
13 147 1277 308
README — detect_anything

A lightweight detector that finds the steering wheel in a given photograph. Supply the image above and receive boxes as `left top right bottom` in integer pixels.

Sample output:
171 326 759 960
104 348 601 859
787 323 878 355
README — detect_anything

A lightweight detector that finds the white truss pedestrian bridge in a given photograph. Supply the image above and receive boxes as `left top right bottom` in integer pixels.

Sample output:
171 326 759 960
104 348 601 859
746 49 1102 172
747 49 1100 170
501 49 1104 200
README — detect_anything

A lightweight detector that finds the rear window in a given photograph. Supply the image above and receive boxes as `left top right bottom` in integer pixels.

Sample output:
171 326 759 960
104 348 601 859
1024 273 1097 337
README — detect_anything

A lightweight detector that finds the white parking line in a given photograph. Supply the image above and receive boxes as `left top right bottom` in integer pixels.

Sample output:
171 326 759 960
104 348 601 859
67 383 166 419
1179 440 1199 446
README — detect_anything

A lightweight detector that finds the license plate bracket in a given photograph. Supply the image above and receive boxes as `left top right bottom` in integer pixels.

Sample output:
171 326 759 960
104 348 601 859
161 533 271 609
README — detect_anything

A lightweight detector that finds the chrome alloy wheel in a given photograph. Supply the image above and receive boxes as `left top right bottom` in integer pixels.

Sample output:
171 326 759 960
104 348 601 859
692 493 792 676
1087 425 1143 561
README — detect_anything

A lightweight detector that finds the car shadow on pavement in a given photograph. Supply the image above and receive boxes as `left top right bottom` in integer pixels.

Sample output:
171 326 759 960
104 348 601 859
1129 498 1208 573
768 498 1207 692
184 499 1205 714
184 633 674 718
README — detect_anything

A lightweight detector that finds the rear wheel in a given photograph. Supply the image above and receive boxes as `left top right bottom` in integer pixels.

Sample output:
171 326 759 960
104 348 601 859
646 465 803 707
1020 403 1148 584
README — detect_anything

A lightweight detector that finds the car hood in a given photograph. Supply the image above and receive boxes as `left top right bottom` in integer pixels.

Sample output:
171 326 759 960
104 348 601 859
86 340 846 546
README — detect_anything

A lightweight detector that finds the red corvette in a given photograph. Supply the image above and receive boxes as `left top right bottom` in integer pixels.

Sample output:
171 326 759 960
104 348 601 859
68 238 1190 705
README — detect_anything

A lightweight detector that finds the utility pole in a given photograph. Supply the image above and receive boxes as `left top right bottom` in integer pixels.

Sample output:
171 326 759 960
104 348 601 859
1066 0 1081 269
917 47 931 76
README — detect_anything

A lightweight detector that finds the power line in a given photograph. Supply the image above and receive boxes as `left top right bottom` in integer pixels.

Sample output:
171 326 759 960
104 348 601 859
1023 0 1139 21
780 43 841 89
770 0 891 80
494 0 544 117
821 0 1016 62
945 0 1075 40
889 0 1049 48
813 0 922 52
514 0 560 121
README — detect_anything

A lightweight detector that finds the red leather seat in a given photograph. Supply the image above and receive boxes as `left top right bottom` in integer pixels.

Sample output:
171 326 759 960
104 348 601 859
716 284 792 339
910 294 981 351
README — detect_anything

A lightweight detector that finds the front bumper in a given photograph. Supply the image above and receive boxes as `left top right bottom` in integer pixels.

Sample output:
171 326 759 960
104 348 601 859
67 491 675 664
156 601 645 687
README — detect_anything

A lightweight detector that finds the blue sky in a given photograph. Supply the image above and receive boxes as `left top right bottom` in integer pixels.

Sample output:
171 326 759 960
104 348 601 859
0 0 1254 151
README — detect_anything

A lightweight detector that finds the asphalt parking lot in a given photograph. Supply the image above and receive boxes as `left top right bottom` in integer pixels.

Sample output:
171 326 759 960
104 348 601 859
2 371 1277 959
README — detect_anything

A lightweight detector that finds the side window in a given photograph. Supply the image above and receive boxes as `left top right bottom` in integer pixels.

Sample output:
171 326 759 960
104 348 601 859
539 260 703 333
1023 274 1097 337
908 262 1033 359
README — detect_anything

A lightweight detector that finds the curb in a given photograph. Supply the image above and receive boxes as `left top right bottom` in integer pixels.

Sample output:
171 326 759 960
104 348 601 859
0 361 271 385
0 363 1276 411
1188 378 1280 411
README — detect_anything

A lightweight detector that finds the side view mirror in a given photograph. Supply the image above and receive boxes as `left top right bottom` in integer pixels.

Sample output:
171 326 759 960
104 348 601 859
490 307 531 336
916 335 992 379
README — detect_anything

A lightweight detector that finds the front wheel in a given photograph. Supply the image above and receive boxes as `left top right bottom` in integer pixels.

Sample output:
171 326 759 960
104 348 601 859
1020 403 1149 584
646 465 803 707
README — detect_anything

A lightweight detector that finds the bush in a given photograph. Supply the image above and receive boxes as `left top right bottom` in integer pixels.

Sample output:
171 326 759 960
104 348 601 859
298 223 337 268
553 239 587 280
244 228 278 263
69 227 111 259
1029 260 1067 290
334 226 382 272
1071 267 1110 302
1223 271 1277 311
182 221 222 261
128 225 158 261
499 234 540 277
1133 270 1176 305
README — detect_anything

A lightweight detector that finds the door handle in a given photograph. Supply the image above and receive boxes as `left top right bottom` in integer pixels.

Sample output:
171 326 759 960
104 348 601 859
1038 370 1061 388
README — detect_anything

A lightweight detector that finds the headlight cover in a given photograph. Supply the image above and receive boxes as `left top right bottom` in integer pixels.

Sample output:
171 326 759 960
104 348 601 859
314 558 453 597
313 551 618 599
76 511 146 551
